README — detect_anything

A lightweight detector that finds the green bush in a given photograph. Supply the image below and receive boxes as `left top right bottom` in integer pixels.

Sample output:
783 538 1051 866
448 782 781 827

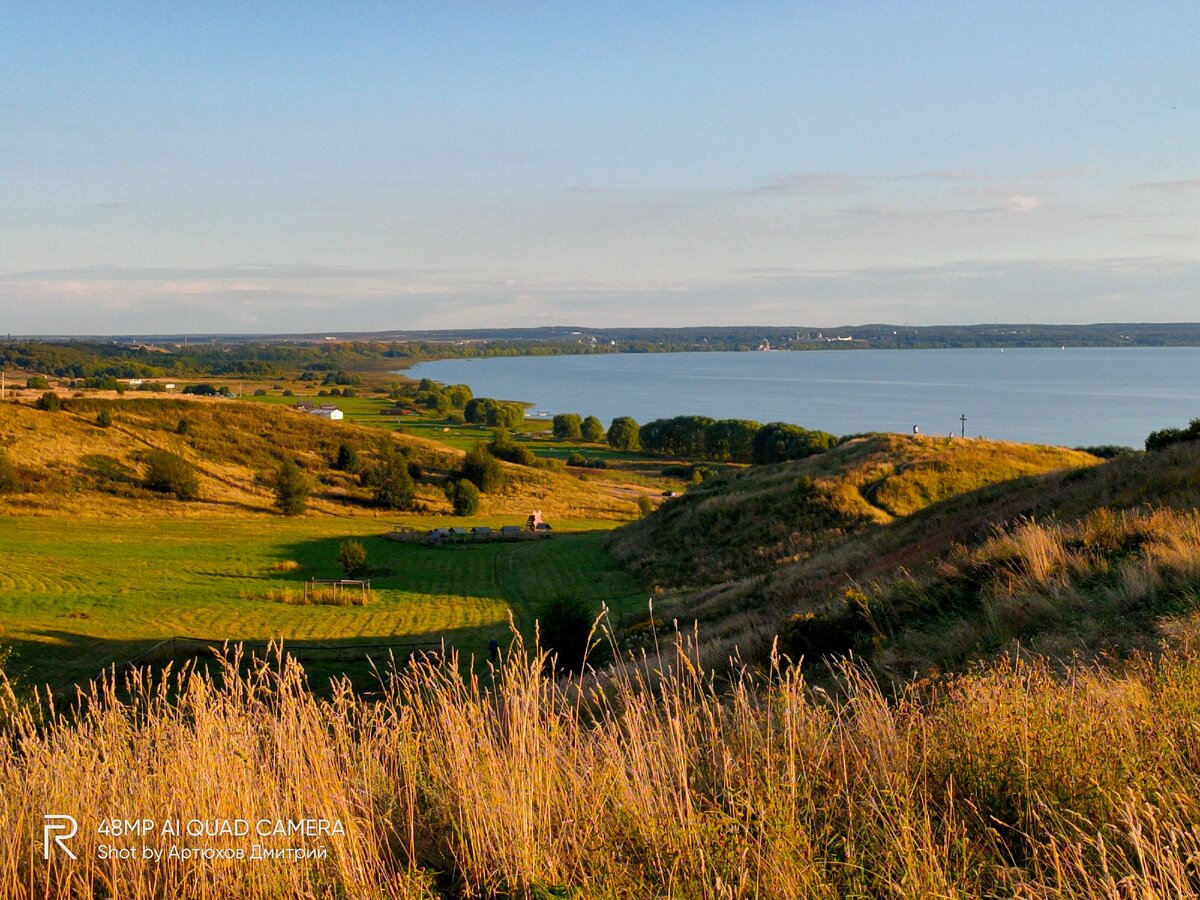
1146 418 1200 452
369 450 416 510
540 595 601 674
334 443 361 473
552 413 583 440
337 540 369 578
637 494 654 518
0 451 19 494
26 375 49 390
581 415 606 443
567 451 587 467
462 443 505 492
445 479 481 516
487 428 537 466
34 392 61 412
273 458 311 516
606 416 640 451
143 450 200 500
96 409 112 428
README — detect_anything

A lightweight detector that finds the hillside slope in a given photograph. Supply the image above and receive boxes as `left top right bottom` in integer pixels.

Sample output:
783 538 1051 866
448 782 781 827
0 397 637 521
610 433 1097 585
627 437 1200 680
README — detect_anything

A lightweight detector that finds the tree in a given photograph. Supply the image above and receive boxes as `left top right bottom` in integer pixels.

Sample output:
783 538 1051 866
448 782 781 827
143 450 200 500
1146 418 1200 452
606 416 641 451
182 383 218 396
461 443 505 492
552 413 583 441
337 540 369 578
704 419 761 463
540 595 601 674
0 451 19 494
444 478 480 515
26 375 49 390
273 458 311 516
34 391 61 412
487 402 524 429
581 415 606 443
96 409 113 428
751 422 838 464
446 384 473 408
488 428 536 466
369 449 416 510
466 397 524 429
334 443 361 473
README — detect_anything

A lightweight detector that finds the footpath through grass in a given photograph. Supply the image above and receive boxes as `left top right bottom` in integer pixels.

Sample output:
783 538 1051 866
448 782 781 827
0 515 645 692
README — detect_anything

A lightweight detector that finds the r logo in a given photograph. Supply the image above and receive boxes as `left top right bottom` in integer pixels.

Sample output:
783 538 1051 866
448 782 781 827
43 815 77 860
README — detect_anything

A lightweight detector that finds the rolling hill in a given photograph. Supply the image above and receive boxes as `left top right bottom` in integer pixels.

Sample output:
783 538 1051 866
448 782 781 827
613 432 1200 680
0 396 638 521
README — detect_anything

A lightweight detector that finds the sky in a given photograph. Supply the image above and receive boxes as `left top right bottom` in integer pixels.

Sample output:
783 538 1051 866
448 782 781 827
1 2 1197 335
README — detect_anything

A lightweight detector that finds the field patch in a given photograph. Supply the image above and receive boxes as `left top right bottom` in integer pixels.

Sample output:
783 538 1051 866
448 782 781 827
0 516 644 691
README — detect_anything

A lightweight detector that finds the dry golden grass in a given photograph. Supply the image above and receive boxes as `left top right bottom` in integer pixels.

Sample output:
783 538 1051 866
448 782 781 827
4 635 1200 898
610 433 1097 587
0 397 638 522
238 586 375 606
630 440 1200 676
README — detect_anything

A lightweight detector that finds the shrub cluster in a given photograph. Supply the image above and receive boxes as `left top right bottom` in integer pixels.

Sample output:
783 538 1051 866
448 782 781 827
1146 417 1200 452
464 397 524 429
444 478 481 516
142 450 200 500
460 443 505 493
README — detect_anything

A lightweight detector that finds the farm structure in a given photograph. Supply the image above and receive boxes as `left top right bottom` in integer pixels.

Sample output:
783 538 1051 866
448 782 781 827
386 516 553 547
292 401 343 420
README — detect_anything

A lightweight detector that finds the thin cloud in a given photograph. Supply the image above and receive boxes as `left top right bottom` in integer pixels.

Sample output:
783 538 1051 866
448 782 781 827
749 173 870 196
1134 178 1200 194
0 263 472 282
3 256 1197 334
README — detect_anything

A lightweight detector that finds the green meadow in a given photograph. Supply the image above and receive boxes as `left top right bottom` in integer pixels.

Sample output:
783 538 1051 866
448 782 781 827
0 515 645 692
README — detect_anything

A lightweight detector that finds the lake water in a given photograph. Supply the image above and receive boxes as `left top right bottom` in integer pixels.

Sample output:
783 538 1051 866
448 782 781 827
410 348 1200 448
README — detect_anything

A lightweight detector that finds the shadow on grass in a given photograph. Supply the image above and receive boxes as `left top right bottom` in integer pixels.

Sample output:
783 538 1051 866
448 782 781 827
7 621 512 702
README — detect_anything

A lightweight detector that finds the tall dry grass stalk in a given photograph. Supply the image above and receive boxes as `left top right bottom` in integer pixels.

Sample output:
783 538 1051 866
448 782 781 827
2 634 1200 898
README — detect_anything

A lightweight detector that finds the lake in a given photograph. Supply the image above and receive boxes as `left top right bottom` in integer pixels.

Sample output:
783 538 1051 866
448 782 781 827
409 348 1200 448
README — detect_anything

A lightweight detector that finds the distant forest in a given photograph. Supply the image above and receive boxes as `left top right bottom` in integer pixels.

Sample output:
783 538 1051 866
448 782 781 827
3 323 1200 379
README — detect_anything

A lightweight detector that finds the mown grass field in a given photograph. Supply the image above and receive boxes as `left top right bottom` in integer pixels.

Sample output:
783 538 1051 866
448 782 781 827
0 515 645 692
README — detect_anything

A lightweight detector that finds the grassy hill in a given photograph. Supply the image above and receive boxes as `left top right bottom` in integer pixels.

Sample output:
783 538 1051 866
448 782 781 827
610 433 1098 585
0 396 639 521
0 395 652 692
614 433 1200 679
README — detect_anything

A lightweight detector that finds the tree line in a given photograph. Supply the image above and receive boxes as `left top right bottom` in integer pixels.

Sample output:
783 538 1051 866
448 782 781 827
550 411 838 464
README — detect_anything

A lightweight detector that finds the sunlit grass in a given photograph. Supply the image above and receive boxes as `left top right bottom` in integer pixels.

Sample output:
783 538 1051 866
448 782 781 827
0 516 643 691
5 634 1200 898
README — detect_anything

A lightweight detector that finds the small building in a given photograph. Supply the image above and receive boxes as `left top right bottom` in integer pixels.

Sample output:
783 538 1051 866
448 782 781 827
526 510 553 533
448 527 470 544
294 400 315 411
472 526 493 542
310 405 343 420
500 525 523 542
425 527 451 547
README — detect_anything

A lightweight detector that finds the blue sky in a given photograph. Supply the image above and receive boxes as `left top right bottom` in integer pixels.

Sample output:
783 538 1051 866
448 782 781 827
1 2 1197 334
